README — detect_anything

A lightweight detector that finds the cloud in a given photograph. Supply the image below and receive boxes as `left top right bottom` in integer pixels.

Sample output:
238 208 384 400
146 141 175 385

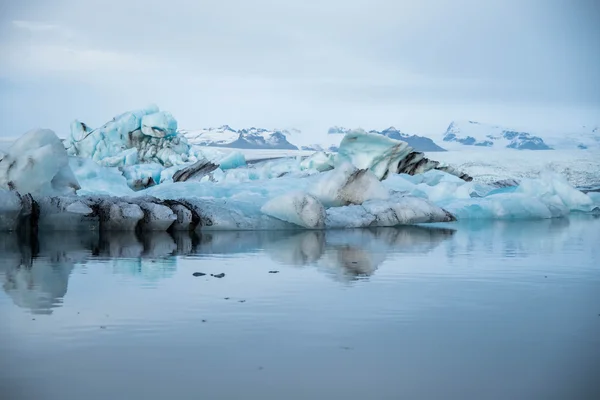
11 19 75 39
0 0 598 137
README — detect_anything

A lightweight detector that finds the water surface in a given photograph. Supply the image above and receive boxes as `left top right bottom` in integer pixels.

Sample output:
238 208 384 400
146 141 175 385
1 217 599 400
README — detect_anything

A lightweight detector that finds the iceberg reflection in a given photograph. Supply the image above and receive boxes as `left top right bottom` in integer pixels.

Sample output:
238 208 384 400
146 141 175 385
0 225 455 313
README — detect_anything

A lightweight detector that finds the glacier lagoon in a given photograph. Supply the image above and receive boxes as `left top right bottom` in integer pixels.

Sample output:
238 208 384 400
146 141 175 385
1 216 599 400
1 106 600 398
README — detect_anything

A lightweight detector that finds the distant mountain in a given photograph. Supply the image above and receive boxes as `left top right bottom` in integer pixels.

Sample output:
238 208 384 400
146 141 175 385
303 126 446 152
442 121 552 150
541 125 600 150
181 126 298 150
371 127 446 152
181 121 599 153
182 125 446 152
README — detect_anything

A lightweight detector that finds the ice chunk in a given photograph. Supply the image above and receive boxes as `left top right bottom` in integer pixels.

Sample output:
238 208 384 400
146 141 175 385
69 157 135 197
336 129 471 181
325 194 455 228
325 205 377 228
140 111 178 138
174 198 298 231
98 199 144 231
121 163 163 190
66 106 192 168
172 159 219 182
300 151 335 172
123 197 177 231
0 129 80 196
35 196 98 231
310 162 389 207
65 201 93 215
516 171 595 213
163 201 194 231
336 130 415 179
261 191 326 229
218 151 246 170
0 190 25 231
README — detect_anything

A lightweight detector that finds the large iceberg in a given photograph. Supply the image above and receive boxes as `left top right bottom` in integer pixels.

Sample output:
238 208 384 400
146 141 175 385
65 105 189 167
64 106 249 191
1 107 599 234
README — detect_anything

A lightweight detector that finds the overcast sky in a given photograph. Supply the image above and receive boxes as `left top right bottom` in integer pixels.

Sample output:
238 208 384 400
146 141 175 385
0 0 598 139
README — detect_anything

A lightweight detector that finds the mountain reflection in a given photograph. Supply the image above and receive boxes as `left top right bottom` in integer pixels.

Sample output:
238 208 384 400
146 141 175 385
0 226 455 313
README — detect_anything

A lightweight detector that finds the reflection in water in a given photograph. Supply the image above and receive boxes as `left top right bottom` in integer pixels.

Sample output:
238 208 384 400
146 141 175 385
0 225 455 313
443 217 576 260
0 232 91 315
5 217 594 314
262 227 457 282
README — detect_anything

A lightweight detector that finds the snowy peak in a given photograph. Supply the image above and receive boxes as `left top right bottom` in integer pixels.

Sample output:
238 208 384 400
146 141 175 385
182 126 298 150
443 120 552 150
324 126 446 152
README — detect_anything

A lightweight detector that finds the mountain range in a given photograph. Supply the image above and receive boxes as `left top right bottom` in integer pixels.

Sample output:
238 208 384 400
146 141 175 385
181 121 600 152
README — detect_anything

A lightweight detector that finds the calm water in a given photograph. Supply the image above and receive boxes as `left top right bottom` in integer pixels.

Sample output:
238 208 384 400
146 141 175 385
1 217 600 400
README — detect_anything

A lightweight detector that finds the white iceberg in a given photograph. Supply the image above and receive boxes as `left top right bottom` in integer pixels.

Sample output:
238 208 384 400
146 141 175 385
0 129 80 196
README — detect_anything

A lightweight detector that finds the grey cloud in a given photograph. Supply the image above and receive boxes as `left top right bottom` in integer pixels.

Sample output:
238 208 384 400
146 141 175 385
0 0 598 138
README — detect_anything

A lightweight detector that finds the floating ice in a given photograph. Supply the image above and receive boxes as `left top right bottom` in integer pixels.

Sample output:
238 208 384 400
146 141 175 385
383 169 597 220
140 111 178 138
218 151 246 170
97 199 144 231
336 129 472 181
300 151 335 172
325 194 455 228
69 157 135 197
310 163 389 207
65 105 191 168
261 192 326 229
121 163 164 190
0 129 80 196
0 190 24 231
1 109 598 233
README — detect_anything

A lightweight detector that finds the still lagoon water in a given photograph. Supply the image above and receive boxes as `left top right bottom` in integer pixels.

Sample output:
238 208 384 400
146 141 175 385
1 217 599 400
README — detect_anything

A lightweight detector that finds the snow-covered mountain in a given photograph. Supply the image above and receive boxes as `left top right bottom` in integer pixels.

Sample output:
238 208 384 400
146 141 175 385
371 127 446 152
300 126 446 152
442 121 552 150
182 121 599 152
182 126 298 150
541 125 600 150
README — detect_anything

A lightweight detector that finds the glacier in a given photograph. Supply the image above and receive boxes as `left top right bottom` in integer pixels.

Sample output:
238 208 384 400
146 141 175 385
1 106 599 234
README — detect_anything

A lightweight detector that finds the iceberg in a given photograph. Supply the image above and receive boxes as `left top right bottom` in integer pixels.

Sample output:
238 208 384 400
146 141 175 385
309 162 390 207
261 192 326 229
64 106 250 191
336 129 472 181
0 129 80 196
2 106 599 234
65 105 190 168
